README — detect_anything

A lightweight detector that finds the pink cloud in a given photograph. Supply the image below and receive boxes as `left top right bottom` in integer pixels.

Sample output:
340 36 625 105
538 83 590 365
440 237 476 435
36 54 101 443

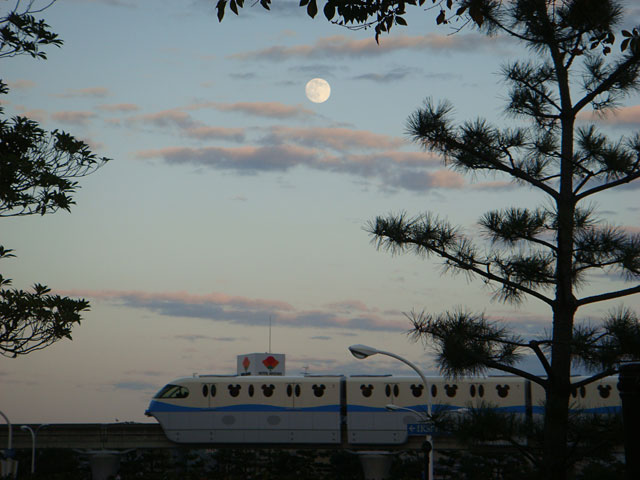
621 225 640 235
137 143 465 193
131 109 196 128
264 126 404 151
55 87 109 98
61 289 295 311
190 101 315 119
429 169 465 188
51 111 96 125
99 103 140 112
55 289 405 333
7 79 36 90
15 108 47 123
231 33 499 61
184 126 245 141
579 105 640 126
136 144 323 172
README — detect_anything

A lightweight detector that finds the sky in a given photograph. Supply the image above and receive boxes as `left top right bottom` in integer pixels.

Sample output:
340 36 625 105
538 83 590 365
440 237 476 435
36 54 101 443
1 0 640 423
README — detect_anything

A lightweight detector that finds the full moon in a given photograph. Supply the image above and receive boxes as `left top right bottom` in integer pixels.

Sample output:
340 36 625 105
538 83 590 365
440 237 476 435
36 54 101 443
305 78 331 103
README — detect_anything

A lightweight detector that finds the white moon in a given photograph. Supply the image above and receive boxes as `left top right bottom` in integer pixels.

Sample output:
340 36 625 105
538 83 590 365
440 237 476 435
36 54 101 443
305 78 331 103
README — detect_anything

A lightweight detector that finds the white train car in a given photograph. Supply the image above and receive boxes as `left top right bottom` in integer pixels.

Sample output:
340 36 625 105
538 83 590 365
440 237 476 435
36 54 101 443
146 375 343 444
528 376 621 416
146 374 621 446
345 376 531 444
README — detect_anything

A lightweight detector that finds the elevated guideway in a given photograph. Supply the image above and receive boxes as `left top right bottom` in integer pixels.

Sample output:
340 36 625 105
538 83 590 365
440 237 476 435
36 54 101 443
0 422 454 450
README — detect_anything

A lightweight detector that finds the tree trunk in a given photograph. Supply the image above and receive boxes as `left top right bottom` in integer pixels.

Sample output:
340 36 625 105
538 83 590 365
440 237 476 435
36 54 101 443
544 306 574 480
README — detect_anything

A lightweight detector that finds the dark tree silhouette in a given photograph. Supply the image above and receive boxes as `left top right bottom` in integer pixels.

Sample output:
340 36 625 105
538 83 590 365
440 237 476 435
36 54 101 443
0 1 108 357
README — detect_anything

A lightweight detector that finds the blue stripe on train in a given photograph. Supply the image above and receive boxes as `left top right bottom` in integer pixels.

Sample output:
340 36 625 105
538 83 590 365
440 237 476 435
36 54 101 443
147 400 341 413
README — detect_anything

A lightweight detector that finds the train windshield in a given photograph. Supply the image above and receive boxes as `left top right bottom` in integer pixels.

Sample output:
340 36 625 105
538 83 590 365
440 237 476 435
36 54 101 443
154 384 189 399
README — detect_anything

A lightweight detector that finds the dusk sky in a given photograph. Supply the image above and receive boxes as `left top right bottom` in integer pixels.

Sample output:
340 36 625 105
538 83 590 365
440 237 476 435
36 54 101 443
2 0 640 423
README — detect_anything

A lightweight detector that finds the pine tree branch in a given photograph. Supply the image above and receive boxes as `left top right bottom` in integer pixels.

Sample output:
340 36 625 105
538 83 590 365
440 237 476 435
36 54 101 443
529 340 553 377
573 259 621 274
577 284 640 307
575 170 640 200
428 242 556 307
450 137 560 199
571 368 618 390
573 53 640 115
482 358 548 388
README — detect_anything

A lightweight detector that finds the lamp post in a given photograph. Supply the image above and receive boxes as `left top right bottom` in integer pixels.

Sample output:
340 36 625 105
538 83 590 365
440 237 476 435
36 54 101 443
20 424 49 474
348 344 433 480
0 410 17 479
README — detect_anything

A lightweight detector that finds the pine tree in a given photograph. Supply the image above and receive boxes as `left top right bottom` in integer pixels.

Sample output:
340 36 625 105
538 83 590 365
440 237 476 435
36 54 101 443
367 2 640 478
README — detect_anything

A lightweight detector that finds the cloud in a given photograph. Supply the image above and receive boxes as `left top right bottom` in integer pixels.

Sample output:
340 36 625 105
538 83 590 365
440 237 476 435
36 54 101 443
174 334 240 342
261 126 405 151
7 79 36 90
189 101 316 119
136 143 457 192
132 109 197 128
113 381 159 391
230 33 500 61
353 67 423 83
51 111 96 125
579 105 640 126
55 87 110 98
98 103 140 112
137 144 324 174
17 108 47 123
183 126 245 141
128 108 246 141
59 289 406 333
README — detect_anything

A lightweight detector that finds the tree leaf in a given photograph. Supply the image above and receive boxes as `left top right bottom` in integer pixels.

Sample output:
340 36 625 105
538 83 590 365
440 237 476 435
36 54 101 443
323 2 335 21
307 0 318 18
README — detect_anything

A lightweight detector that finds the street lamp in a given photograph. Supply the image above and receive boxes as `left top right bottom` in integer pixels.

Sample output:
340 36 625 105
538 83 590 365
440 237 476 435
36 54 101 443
20 424 49 474
348 344 433 480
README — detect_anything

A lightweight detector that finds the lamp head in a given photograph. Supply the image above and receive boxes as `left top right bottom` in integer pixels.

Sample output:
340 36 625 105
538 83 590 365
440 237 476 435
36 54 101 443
348 344 379 359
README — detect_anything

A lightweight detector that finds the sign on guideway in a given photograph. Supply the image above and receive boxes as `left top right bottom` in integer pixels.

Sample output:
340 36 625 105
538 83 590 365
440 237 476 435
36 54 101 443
406 423 435 436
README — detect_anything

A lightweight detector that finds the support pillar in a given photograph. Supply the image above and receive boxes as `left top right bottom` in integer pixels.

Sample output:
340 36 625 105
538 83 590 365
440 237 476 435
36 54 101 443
89 452 120 480
357 451 393 480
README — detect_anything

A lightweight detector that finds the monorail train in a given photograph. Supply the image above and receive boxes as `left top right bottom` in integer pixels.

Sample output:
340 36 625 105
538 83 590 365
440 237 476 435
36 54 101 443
145 374 620 445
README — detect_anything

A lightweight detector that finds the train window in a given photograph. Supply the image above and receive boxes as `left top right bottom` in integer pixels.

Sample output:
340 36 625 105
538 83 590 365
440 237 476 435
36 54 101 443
249 385 255 397
470 385 476 397
287 385 293 397
361 384 373 397
496 384 510 398
385 385 391 397
444 384 458 397
431 385 437 397
393 385 399 397
211 385 217 397
262 384 275 397
312 384 326 397
479 385 484 397
202 385 209 397
598 385 612 398
295 385 301 397
410 384 423 397
228 384 241 397
154 384 189 399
